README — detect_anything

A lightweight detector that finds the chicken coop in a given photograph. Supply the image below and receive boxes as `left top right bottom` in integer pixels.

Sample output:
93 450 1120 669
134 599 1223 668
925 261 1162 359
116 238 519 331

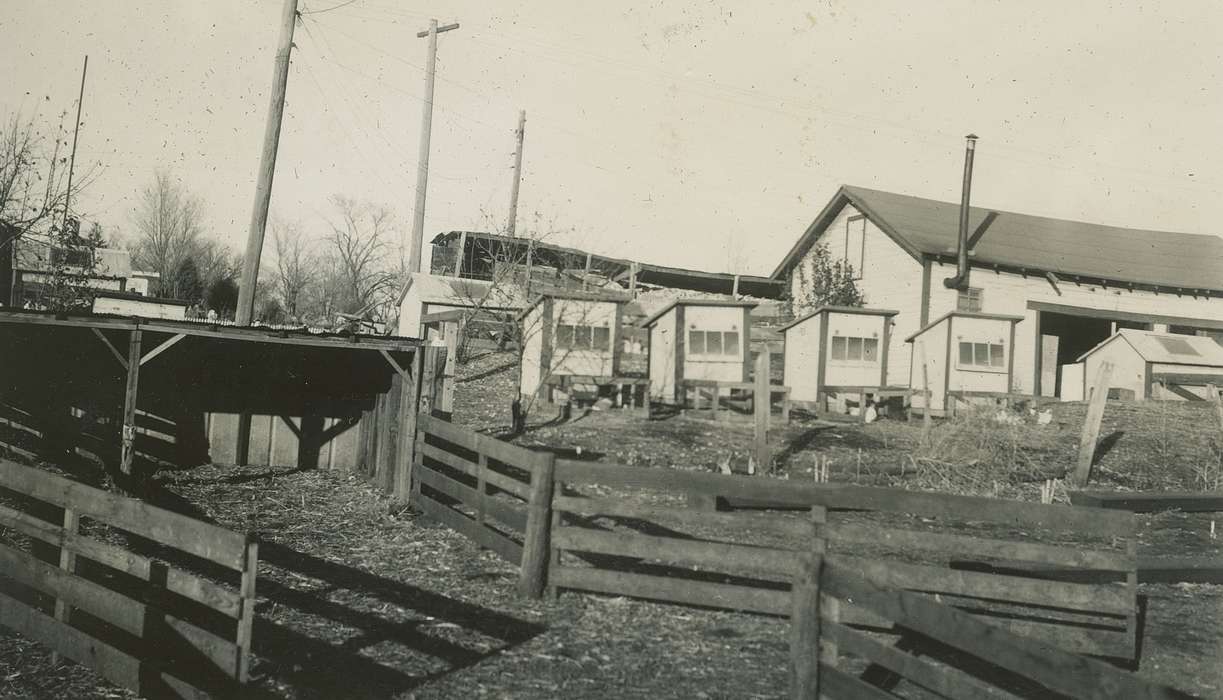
906 311 1023 415
779 306 901 412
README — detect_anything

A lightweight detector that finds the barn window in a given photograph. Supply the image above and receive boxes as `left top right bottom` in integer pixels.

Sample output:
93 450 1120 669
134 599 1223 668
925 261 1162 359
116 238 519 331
958 341 1006 369
845 215 866 279
688 330 741 357
830 335 879 364
957 287 984 312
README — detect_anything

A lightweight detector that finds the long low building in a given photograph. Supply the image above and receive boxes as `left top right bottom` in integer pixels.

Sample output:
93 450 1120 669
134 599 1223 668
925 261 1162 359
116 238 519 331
772 185 1223 399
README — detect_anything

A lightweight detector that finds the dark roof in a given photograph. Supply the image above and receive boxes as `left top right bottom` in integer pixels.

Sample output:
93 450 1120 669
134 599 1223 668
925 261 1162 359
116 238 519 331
640 298 757 328
433 231 784 298
903 310 1025 343
778 305 899 333
774 185 1223 293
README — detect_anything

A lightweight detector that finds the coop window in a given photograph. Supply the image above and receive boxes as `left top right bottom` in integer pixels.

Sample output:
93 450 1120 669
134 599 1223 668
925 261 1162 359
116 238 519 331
556 323 610 351
1154 336 1200 357
958 341 1006 369
688 330 741 357
829 335 879 363
956 287 984 312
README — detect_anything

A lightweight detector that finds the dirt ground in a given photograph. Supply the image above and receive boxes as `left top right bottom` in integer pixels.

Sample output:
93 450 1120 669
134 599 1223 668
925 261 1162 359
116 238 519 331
2 350 1222 698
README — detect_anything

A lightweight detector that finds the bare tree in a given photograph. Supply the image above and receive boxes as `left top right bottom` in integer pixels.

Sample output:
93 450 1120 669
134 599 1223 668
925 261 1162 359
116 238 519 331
322 195 400 320
1 112 94 249
129 170 203 298
271 220 315 320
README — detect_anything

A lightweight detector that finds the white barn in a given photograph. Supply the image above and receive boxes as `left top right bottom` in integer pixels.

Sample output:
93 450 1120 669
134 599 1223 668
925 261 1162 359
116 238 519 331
772 185 1223 399
905 311 1023 413
779 306 898 405
519 291 630 400
1075 330 1223 402
642 298 755 401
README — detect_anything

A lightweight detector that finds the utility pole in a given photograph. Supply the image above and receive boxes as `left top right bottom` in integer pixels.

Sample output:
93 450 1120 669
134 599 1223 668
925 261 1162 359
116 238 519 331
61 55 88 237
236 0 299 326
407 19 460 275
506 110 526 237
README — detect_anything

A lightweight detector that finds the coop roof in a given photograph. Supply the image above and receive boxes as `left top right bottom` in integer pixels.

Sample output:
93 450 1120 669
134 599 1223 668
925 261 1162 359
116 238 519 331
903 310 1024 343
778 305 899 333
396 272 525 309
774 185 1223 294
515 289 631 320
1077 329 1223 365
639 298 757 328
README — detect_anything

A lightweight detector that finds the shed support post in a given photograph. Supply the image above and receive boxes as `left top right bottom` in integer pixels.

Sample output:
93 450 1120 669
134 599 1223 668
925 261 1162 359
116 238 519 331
120 329 142 476
754 350 771 472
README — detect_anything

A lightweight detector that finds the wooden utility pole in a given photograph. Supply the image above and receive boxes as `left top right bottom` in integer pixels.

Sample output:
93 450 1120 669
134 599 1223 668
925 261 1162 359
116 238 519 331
237 0 299 326
407 19 461 275
506 110 526 237
61 55 88 236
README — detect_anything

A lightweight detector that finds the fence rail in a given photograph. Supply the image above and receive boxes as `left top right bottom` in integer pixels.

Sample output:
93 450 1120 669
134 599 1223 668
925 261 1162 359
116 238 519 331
0 459 257 698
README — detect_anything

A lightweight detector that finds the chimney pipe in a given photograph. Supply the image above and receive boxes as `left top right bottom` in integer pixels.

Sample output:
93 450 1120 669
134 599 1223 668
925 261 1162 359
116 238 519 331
944 134 978 290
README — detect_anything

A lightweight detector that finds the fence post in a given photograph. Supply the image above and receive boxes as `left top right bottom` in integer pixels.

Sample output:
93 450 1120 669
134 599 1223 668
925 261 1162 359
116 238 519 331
519 451 557 598
754 351 771 471
397 350 426 502
50 507 79 664
1074 361 1114 486
790 506 825 699
236 534 259 684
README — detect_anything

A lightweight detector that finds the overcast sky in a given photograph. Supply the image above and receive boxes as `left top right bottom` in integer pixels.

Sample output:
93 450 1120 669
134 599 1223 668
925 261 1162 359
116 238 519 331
3 0 1221 276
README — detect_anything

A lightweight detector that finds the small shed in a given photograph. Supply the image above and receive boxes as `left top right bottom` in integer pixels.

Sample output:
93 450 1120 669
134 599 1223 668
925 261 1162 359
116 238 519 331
519 290 634 401
642 298 756 401
1075 330 1223 401
396 272 523 339
906 311 1023 414
779 306 898 406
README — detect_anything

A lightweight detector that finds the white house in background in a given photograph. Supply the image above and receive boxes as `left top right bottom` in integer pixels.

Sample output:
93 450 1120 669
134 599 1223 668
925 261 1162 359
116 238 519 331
779 306 898 405
518 291 630 400
905 311 1024 413
1072 330 1223 402
395 272 525 339
91 290 189 320
642 298 756 401
772 185 1223 399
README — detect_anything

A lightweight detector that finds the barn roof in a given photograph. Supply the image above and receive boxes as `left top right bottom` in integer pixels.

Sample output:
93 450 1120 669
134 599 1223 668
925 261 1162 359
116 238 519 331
778 305 899 333
773 185 1223 293
1077 329 1223 365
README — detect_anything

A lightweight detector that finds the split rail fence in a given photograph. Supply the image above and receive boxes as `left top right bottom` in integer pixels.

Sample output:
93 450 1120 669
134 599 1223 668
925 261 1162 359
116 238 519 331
0 458 257 698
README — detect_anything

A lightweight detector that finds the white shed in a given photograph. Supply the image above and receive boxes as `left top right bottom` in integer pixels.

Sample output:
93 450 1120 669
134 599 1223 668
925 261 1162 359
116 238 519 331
906 311 1023 414
642 298 756 401
519 291 632 401
1076 330 1223 401
395 272 523 339
779 306 898 406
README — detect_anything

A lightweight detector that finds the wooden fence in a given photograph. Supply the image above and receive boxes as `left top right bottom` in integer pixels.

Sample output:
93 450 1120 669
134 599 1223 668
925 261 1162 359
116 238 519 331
0 458 257 698
411 414 555 596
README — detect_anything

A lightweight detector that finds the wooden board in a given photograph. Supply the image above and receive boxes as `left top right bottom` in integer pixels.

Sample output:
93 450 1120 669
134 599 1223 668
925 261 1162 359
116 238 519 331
1070 490 1223 513
549 566 790 616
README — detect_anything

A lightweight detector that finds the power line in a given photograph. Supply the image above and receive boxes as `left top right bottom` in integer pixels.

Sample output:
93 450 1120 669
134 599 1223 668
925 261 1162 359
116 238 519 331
300 0 361 16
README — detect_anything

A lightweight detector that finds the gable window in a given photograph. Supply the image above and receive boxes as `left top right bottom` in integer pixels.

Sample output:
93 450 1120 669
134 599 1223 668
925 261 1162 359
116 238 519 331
688 329 741 357
957 287 984 313
845 215 866 279
829 335 879 363
556 323 611 351
957 341 1006 371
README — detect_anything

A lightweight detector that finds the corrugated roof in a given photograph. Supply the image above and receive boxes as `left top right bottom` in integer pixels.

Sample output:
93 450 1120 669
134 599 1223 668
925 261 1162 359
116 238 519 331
775 185 1223 292
1078 329 1223 365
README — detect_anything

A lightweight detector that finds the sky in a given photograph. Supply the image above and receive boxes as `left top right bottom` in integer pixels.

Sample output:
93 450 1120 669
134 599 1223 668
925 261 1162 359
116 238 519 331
3 0 1221 277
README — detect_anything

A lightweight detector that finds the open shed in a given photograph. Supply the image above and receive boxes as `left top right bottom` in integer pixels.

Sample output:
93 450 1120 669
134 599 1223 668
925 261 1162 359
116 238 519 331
906 311 1023 414
0 309 433 489
779 306 899 408
642 298 756 402
1074 329 1223 401
518 291 643 405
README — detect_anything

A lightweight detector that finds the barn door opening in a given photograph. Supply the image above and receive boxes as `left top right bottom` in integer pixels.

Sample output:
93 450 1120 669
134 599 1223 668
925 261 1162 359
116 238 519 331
1036 311 1134 397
